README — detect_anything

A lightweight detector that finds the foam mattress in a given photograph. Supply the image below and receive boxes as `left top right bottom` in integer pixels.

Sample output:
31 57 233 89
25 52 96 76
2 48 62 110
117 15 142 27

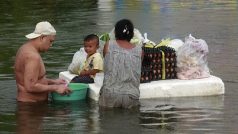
59 71 225 101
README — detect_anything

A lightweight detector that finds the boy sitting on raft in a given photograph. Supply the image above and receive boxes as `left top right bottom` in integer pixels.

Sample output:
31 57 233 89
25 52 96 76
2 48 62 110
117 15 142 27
71 34 103 83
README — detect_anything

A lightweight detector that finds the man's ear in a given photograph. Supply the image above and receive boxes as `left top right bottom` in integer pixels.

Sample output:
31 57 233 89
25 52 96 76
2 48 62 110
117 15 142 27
40 35 45 41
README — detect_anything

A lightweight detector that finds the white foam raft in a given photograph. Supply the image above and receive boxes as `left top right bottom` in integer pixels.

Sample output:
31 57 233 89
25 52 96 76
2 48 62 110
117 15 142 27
59 71 225 101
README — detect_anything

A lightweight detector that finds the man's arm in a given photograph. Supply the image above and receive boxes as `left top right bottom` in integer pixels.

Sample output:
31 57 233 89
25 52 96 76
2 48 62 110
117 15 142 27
23 55 70 94
46 78 66 85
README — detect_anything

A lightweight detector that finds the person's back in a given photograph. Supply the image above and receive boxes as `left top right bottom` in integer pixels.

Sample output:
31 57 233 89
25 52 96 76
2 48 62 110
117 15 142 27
102 40 141 97
99 19 142 109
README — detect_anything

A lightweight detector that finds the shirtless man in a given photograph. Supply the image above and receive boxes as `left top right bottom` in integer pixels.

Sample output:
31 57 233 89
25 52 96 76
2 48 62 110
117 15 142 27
14 21 71 102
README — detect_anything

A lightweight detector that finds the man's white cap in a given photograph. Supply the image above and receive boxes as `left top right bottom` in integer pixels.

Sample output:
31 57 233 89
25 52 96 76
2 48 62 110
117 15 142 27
25 21 56 39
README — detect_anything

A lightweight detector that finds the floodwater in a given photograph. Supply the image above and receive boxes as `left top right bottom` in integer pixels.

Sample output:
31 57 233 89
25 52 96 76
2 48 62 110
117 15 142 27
0 0 238 133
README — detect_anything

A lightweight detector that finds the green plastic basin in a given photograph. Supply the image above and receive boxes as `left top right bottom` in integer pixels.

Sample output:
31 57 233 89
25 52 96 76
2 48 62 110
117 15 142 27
51 83 89 101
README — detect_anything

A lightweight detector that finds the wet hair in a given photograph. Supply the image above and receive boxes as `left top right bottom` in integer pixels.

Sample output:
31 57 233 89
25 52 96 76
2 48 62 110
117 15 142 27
114 19 134 42
84 34 99 45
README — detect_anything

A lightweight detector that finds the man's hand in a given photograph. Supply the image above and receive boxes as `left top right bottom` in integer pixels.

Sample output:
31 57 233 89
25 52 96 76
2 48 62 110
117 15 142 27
54 79 67 85
47 78 67 85
55 84 71 95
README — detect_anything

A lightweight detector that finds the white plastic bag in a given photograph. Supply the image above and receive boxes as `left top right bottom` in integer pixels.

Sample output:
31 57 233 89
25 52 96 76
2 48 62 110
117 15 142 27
130 28 144 46
143 33 156 48
94 72 104 87
176 34 210 80
109 28 144 46
167 39 184 51
67 47 87 74
98 28 144 55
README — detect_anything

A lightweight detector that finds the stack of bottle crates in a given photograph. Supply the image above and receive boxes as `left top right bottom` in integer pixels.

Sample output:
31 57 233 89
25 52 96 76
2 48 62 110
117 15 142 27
140 46 177 83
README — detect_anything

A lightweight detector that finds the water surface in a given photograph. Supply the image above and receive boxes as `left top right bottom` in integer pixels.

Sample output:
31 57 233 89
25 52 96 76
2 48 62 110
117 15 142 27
0 0 238 133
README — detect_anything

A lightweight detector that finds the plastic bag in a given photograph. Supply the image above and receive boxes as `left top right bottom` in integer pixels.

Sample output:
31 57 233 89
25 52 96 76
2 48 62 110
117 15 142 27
156 38 171 47
143 33 156 48
130 28 144 46
176 34 210 80
98 33 110 56
167 39 184 51
109 28 144 46
67 47 87 74
94 72 104 87
98 28 144 55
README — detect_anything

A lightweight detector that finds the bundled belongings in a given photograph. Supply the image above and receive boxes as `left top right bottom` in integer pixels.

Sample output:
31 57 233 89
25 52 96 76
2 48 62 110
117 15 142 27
68 47 87 74
167 39 184 51
99 28 144 55
176 34 210 80
141 44 177 83
108 28 144 46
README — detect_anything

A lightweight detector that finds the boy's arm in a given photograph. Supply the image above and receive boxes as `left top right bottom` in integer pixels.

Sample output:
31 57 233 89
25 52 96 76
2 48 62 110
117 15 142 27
79 69 100 76
79 53 103 76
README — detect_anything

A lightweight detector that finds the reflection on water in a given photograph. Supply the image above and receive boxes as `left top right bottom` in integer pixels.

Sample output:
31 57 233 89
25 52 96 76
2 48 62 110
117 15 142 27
139 96 224 133
16 102 48 134
140 104 178 129
98 107 141 133
11 96 225 133
15 100 100 134
0 0 238 133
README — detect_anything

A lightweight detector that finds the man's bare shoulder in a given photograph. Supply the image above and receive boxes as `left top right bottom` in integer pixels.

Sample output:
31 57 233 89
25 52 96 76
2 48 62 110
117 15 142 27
17 43 40 60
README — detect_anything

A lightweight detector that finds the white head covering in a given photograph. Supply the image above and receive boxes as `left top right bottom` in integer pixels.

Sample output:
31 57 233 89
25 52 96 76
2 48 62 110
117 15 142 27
25 21 56 39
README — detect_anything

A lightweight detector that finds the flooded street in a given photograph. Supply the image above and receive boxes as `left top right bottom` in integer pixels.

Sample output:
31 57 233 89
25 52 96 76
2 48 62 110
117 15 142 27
0 0 238 133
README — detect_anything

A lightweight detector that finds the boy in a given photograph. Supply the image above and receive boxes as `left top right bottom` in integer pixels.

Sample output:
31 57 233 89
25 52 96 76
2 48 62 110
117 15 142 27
71 34 103 83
